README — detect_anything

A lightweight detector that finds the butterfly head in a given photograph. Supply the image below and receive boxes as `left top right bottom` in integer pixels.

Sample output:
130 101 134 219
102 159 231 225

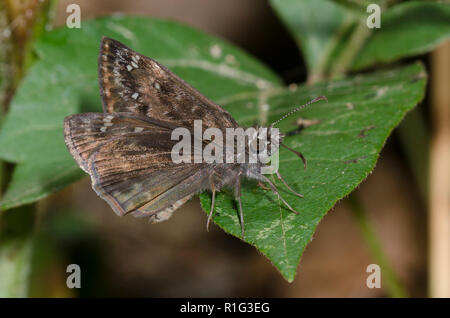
252 96 327 157
264 96 328 170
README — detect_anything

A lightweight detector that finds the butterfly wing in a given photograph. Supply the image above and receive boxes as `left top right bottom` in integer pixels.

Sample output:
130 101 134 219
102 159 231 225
64 112 212 220
64 37 241 221
99 37 239 130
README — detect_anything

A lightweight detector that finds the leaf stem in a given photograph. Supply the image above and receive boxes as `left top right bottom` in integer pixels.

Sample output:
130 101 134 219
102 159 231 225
329 19 372 79
307 13 355 84
0 0 57 297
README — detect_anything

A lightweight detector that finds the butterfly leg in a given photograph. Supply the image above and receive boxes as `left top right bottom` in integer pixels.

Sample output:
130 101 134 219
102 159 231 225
257 182 270 191
260 175 300 215
276 171 304 198
235 173 245 239
281 143 307 170
206 180 216 232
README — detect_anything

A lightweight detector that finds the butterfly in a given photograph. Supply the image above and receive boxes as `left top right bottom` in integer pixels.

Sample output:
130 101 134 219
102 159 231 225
63 37 327 238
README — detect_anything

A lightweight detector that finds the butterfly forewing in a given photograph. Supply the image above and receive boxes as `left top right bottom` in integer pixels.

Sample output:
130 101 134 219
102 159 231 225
99 37 239 131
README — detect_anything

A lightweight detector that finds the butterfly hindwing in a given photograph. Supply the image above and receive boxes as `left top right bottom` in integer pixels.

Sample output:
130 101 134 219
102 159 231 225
64 112 211 217
64 112 175 172
98 37 239 131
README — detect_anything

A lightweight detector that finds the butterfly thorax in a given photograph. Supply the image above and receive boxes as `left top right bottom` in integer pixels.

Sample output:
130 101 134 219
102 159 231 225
203 128 284 191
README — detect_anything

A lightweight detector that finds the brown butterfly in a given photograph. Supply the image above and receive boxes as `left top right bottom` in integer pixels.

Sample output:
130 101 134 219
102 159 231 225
63 37 326 238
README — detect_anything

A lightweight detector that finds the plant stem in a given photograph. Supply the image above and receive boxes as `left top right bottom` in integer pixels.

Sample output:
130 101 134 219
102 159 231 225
429 41 450 298
329 19 372 79
348 193 408 298
0 0 57 297
307 13 355 84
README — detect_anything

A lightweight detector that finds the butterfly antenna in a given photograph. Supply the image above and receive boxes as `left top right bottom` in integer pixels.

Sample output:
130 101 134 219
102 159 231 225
270 96 327 128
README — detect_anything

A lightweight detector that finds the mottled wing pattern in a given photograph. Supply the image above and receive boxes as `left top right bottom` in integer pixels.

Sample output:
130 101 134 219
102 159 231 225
98 37 239 130
64 112 211 220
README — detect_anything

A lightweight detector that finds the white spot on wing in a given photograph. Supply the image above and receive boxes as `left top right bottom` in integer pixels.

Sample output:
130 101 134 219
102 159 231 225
103 115 113 123
134 127 144 133
131 92 139 100
149 195 193 223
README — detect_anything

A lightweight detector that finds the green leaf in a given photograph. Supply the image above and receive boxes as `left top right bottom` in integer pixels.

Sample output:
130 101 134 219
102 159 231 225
0 16 281 209
271 1 450 77
270 0 357 82
200 62 427 281
0 155 82 210
352 1 450 70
